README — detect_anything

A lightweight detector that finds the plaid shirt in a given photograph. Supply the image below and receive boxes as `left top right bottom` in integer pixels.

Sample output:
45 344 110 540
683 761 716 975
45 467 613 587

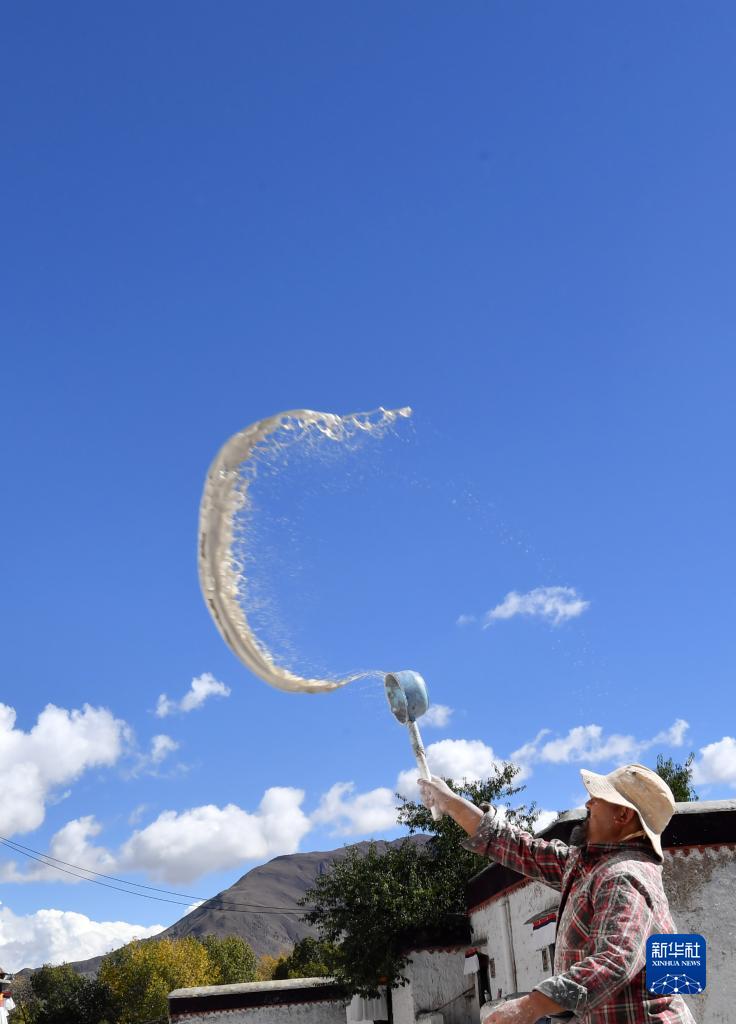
463 811 696 1024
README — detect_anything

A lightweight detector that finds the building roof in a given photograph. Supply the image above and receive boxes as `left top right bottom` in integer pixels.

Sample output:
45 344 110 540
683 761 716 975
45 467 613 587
170 977 339 999
169 976 348 1018
466 799 736 910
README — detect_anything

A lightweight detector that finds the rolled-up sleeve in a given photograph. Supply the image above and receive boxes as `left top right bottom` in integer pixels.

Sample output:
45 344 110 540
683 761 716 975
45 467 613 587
535 873 653 1014
461 809 569 891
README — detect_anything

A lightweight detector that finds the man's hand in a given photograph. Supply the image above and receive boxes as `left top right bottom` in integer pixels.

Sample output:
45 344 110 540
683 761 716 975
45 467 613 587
417 776 455 812
481 991 565 1023
481 996 536 1023
417 776 485 835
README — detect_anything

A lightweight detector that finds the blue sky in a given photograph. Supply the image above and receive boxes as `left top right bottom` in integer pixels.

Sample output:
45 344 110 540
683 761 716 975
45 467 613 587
2 2 736 970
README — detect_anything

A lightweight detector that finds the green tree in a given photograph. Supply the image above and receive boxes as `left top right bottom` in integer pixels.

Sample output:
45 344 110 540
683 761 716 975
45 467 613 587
200 935 257 984
656 752 698 802
16 963 120 1024
272 937 338 980
99 938 212 1024
302 763 537 1001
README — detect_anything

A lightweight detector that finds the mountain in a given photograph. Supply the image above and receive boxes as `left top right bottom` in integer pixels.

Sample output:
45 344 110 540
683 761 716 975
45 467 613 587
60 834 430 978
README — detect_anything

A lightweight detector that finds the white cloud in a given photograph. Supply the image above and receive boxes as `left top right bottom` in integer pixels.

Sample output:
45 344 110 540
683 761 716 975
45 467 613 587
510 729 552 767
647 719 689 748
48 789 72 807
179 674 231 712
540 725 637 765
128 804 149 825
0 702 130 837
49 817 118 874
124 733 181 779
484 586 589 627
456 614 477 626
692 737 736 788
422 704 453 728
118 788 311 884
150 735 179 764
426 738 504 779
155 695 175 718
0 902 164 973
156 673 231 718
514 720 690 772
311 783 398 836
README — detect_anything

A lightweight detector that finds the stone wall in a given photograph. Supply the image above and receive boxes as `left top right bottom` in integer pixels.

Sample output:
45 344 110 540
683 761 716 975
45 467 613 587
170 1002 347 1024
169 978 347 1024
662 845 736 1024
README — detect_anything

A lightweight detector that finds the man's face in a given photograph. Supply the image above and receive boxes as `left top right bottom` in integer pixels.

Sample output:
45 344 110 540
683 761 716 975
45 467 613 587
583 796 628 844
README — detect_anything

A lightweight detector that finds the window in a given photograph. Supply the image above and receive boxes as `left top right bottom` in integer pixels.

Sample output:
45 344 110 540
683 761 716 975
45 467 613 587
541 947 549 972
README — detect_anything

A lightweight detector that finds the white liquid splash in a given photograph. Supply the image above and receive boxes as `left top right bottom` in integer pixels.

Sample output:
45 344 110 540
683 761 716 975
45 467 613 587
198 407 412 693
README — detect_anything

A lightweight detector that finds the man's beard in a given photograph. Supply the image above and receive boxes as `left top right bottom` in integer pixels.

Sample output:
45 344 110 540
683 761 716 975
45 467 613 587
569 815 589 846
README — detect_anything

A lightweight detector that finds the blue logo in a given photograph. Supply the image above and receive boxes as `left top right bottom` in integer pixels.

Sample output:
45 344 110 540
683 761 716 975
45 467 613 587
646 934 706 995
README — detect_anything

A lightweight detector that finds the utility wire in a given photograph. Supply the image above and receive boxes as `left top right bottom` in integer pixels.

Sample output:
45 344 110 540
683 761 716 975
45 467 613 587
0 836 313 915
1 835 310 910
3 835 235 900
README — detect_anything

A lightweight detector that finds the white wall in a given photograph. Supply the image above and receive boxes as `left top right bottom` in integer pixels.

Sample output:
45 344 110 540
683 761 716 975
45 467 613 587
662 845 736 1024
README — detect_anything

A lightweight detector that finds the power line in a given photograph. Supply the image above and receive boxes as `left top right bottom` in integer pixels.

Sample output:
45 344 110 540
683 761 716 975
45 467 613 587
2 835 221 899
0 838 308 914
0 836 313 915
0 834 309 910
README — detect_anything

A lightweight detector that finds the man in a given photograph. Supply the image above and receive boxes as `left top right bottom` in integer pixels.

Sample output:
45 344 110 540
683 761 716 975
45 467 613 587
419 763 696 1024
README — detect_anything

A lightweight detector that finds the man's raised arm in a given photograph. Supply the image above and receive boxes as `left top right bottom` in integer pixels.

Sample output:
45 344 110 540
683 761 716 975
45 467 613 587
418 776 569 892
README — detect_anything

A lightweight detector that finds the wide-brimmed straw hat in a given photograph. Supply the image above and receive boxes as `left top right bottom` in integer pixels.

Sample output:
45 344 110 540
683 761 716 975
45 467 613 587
580 763 675 859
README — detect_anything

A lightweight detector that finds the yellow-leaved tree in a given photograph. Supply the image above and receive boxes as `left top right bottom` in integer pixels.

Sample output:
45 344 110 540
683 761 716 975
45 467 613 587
256 952 288 981
98 938 212 1024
